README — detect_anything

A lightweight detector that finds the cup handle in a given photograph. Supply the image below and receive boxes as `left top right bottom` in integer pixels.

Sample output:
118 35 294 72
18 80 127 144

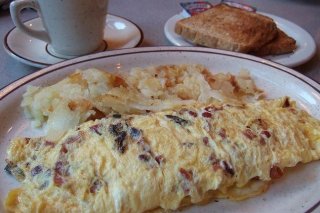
10 0 50 43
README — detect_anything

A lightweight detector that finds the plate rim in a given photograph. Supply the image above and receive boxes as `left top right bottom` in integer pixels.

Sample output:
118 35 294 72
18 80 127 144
3 13 144 68
0 46 320 212
258 11 317 67
1 46 319 100
164 11 316 68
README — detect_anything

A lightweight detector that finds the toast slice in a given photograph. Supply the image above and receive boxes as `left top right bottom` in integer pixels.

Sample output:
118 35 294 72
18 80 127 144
175 4 278 53
251 29 297 56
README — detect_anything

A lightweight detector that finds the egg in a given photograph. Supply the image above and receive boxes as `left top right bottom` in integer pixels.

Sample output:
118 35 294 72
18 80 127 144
4 97 320 212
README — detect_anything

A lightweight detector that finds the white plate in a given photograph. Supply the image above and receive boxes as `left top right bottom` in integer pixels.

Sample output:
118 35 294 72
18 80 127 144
1 47 320 213
3 14 143 68
164 12 316 67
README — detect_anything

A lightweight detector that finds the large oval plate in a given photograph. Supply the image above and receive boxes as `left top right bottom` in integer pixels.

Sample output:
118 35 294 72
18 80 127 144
0 47 320 213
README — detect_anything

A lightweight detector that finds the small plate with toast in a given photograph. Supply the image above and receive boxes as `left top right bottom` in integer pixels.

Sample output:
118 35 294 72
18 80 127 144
164 4 316 67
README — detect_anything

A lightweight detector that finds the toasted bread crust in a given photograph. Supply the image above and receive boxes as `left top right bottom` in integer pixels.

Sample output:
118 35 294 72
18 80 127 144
251 29 297 56
175 4 278 53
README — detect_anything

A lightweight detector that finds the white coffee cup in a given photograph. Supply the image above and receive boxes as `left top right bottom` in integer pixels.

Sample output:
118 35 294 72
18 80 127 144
10 0 108 57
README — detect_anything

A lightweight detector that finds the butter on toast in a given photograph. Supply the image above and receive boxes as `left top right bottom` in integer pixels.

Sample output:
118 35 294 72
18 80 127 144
251 29 297 56
175 4 278 53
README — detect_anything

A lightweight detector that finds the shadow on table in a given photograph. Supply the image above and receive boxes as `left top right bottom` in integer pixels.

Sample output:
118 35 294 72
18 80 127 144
295 52 320 82
279 0 320 5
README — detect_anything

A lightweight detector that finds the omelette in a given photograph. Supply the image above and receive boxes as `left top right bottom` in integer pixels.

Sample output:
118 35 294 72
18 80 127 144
4 97 320 212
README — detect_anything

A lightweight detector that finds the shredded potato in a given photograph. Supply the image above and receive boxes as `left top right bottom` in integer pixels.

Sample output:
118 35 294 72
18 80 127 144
21 64 264 140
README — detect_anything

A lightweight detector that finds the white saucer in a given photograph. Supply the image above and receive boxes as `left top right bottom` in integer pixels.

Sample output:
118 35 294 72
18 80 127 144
164 12 316 67
4 14 143 68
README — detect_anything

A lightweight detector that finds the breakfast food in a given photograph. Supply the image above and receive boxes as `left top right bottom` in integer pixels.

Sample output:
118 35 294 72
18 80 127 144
22 65 263 141
4 97 320 212
175 4 296 56
252 29 297 56
175 4 278 53
21 68 125 140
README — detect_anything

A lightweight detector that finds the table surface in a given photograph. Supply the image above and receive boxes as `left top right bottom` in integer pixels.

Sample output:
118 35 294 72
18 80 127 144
0 1 320 212
0 0 319 89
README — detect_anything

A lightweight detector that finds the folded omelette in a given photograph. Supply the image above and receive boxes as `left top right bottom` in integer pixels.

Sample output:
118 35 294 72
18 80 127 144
4 97 320 212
